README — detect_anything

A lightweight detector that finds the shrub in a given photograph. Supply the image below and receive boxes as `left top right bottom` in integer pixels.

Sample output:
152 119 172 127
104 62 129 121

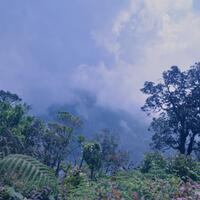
0 186 24 200
167 154 200 181
140 152 167 174
63 168 84 189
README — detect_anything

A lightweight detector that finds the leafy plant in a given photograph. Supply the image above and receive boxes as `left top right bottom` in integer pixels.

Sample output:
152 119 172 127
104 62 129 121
83 142 102 180
167 154 200 181
95 129 130 174
0 154 58 196
140 152 166 174
0 186 24 200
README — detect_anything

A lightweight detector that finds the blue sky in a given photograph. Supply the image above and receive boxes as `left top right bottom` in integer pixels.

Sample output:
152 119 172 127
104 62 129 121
1 0 200 114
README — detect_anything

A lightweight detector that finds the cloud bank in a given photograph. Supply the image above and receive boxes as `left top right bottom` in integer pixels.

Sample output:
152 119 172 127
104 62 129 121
0 0 200 114
70 0 200 113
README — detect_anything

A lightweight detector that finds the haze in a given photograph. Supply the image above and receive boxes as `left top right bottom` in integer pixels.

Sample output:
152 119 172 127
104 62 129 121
1 0 200 116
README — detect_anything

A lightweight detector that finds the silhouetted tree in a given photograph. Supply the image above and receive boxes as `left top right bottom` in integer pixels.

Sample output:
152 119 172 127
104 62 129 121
141 64 200 155
96 129 129 174
42 112 80 176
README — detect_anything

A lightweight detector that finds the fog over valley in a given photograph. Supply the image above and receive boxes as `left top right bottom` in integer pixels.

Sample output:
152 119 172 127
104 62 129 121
1 0 200 163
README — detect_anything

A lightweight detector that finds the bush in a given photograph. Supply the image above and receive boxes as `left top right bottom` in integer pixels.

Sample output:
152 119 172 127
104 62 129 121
140 152 167 174
167 154 200 181
63 168 84 189
0 186 24 200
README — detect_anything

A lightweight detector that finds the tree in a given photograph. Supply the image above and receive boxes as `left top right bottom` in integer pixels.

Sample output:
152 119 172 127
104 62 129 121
42 112 82 176
0 90 29 156
21 117 45 158
0 90 46 158
42 123 72 176
83 142 102 180
0 90 84 176
96 129 129 174
0 91 24 131
57 111 84 167
141 64 200 155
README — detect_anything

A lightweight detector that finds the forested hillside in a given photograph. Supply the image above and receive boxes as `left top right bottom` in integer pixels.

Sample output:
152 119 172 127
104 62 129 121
40 92 150 162
0 64 200 199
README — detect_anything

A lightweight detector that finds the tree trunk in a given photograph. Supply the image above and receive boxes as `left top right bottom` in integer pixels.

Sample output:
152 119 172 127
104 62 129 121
179 130 187 154
90 167 94 180
55 160 61 177
79 157 84 169
187 133 196 155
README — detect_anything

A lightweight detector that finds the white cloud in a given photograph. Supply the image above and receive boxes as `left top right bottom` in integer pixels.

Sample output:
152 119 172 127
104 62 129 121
111 0 140 36
71 61 140 112
72 0 200 113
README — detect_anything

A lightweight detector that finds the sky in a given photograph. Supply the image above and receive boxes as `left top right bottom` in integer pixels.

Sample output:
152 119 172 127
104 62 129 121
1 0 200 115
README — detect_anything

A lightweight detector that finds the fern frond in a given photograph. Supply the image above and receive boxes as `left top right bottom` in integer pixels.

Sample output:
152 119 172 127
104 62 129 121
0 154 58 195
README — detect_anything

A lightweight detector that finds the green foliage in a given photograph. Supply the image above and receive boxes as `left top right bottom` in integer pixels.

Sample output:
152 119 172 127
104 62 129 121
141 64 200 155
42 121 73 176
140 153 200 181
66 153 200 200
63 167 84 189
96 129 130 174
167 154 200 181
0 154 58 196
0 186 57 200
77 135 85 144
57 111 83 130
0 90 45 159
140 152 167 174
0 131 23 159
67 170 200 200
0 186 24 200
0 98 25 157
27 187 56 200
0 91 27 133
1 89 200 199
83 142 102 179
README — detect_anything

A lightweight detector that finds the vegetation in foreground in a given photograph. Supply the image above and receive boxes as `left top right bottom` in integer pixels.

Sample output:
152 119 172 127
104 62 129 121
0 153 200 199
67 169 200 200
0 63 200 199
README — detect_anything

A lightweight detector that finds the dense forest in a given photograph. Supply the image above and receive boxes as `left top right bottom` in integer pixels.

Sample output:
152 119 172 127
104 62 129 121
0 64 200 199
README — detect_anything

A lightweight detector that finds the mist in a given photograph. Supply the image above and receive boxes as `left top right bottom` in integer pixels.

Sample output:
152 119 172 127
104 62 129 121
1 0 200 157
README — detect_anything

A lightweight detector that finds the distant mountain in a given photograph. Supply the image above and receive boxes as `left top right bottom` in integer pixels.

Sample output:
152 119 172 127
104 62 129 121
40 91 151 162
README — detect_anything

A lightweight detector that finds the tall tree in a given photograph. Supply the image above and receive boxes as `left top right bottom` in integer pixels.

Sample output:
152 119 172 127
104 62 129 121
83 142 102 180
0 90 28 156
0 90 45 158
43 122 72 176
96 129 129 174
141 64 200 155
42 112 82 176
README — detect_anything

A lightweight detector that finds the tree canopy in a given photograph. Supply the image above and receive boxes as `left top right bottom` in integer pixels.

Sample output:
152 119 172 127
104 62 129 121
141 63 200 155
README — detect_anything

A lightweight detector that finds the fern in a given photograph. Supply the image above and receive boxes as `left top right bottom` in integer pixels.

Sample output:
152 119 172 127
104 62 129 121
0 154 58 195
